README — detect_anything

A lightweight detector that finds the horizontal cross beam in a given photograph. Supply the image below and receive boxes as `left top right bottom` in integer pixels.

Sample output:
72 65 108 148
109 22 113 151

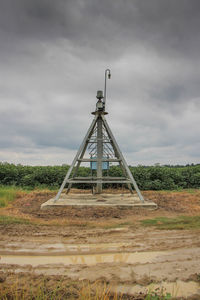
67 180 132 184
78 158 121 162
72 177 128 180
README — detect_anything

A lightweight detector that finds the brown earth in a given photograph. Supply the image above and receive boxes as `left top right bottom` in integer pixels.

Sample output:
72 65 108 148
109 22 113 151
0 189 200 299
2 189 200 222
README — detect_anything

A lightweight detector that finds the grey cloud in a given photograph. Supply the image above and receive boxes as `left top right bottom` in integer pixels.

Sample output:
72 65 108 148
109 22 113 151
1 0 200 59
0 0 200 165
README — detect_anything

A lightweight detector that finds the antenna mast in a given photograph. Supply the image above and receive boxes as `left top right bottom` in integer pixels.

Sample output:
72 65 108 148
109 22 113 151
103 69 111 109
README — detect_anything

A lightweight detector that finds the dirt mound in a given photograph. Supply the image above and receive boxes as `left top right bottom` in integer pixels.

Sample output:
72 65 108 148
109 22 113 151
1 189 200 223
144 190 200 214
1 189 200 299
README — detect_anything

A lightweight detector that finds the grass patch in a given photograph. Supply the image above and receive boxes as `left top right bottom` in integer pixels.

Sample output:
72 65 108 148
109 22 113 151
141 216 200 230
0 185 57 208
158 188 199 194
0 185 32 208
0 278 172 300
0 186 19 207
184 188 200 194
0 215 30 225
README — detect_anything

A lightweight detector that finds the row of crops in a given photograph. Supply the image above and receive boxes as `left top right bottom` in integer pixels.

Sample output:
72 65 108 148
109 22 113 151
0 162 200 190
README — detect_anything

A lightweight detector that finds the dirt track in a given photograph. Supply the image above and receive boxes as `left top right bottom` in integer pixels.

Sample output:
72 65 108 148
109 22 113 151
0 189 200 299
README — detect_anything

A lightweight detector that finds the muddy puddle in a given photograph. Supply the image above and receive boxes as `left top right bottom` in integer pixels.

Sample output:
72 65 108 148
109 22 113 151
2 242 132 255
1 248 200 299
0 251 163 267
114 280 200 298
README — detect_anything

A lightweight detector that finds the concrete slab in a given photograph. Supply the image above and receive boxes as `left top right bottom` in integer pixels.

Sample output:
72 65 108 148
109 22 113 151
41 193 157 209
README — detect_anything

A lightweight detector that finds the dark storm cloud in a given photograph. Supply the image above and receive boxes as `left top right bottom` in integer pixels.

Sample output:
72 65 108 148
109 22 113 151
0 0 200 165
1 0 200 58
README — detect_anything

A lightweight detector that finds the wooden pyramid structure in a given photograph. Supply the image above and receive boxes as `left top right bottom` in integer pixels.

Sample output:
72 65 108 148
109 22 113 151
54 72 144 203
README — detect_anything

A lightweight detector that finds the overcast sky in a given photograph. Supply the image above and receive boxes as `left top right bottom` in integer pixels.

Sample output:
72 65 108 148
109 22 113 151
0 0 200 166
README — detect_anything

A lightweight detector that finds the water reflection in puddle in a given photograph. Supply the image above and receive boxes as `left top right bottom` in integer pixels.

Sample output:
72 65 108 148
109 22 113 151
0 251 163 267
4 242 132 254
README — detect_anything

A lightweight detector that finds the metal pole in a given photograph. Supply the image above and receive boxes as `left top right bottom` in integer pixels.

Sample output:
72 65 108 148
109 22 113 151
96 114 103 193
104 69 111 108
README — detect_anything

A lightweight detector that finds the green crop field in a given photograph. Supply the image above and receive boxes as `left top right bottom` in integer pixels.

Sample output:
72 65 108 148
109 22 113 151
0 162 200 190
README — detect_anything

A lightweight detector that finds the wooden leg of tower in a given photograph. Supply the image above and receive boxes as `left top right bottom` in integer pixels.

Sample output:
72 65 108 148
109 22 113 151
65 119 96 195
54 115 98 202
101 115 144 203
96 116 103 193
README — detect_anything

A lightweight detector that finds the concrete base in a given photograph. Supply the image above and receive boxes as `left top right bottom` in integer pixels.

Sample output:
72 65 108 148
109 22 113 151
41 193 157 209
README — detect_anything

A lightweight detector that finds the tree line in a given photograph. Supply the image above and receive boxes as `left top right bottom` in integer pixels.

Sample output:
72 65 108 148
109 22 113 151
0 162 200 190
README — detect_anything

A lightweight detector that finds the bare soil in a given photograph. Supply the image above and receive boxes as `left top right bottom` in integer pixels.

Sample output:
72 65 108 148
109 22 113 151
0 189 200 299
